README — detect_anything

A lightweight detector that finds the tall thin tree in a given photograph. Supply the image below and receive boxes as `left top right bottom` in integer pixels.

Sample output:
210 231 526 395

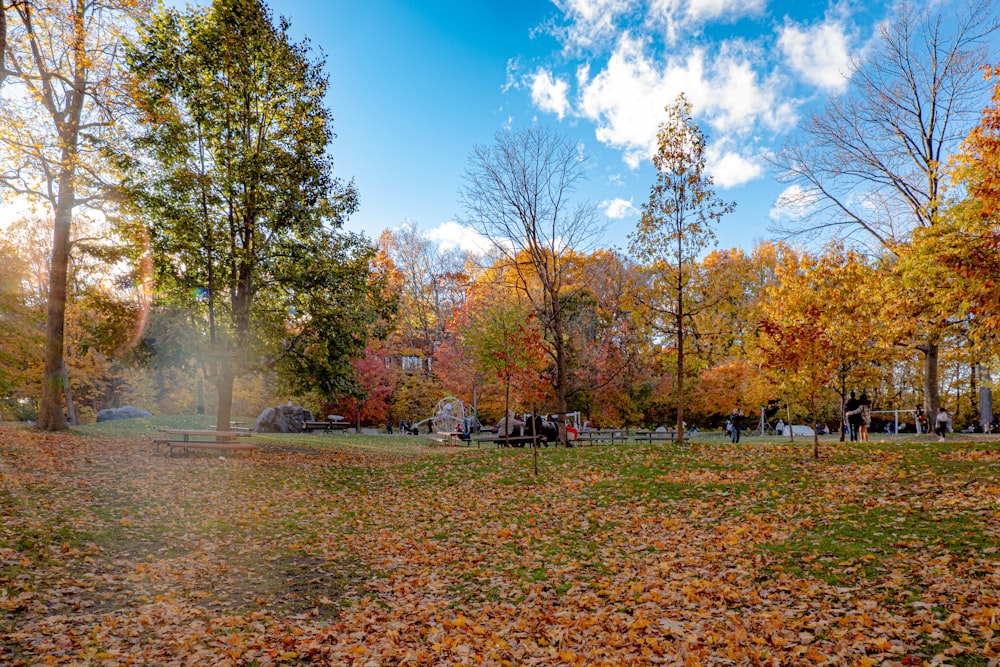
630 94 735 443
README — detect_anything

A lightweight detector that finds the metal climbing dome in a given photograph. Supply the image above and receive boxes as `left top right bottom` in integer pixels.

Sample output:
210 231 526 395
431 397 467 434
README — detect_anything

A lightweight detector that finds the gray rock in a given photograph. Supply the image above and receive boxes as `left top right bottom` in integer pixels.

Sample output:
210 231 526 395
254 405 314 433
96 406 153 422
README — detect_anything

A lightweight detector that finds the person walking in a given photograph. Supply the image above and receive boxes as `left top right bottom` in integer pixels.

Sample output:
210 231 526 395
857 391 871 442
844 391 861 442
935 407 950 441
729 408 744 444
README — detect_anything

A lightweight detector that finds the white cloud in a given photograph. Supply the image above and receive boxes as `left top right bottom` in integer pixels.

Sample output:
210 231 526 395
530 69 571 120
554 0 638 50
601 197 639 218
706 147 763 188
778 18 852 91
685 0 766 23
574 33 794 169
769 184 818 221
425 221 492 255
646 0 768 44
577 33 692 168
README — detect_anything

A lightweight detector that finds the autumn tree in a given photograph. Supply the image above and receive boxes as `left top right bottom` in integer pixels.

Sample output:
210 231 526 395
564 250 653 427
124 0 385 430
436 275 549 427
681 243 792 425
460 125 602 438
629 95 735 442
0 0 151 430
770 0 1000 418
0 225 43 406
758 305 833 458
757 245 898 448
380 225 470 372
907 64 1000 338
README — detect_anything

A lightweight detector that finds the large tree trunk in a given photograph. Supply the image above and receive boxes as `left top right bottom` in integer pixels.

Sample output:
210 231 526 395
38 180 74 431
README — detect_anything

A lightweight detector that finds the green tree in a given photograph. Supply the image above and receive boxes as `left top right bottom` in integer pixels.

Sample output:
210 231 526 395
629 94 735 442
123 0 385 430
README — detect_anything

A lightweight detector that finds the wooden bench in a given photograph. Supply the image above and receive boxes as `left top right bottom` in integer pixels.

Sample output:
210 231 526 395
153 440 258 456
302 420 351 432
634 430 676 444
575 429 629 445
473 434 541 448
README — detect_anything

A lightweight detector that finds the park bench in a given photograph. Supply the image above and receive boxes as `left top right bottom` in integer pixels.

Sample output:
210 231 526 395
153 429 256 457
153 440 258 457
634 430 676 444
473 434 541 448
302 420 351 432
575 429 629 445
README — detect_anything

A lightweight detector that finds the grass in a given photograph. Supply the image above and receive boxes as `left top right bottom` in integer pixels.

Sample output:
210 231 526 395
2 417 999 664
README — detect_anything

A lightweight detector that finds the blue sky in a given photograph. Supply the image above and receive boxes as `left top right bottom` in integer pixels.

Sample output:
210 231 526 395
239 1 933 252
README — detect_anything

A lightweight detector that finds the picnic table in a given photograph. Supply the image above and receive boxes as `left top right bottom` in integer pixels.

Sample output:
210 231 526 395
153 429 256 457
431 431 468 446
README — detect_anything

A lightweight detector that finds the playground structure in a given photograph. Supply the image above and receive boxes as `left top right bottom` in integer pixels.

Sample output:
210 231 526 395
431 397 468 434
407 397 470 435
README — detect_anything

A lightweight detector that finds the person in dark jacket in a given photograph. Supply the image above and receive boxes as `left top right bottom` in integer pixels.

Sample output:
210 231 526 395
844 391 861 442
729 408 744 443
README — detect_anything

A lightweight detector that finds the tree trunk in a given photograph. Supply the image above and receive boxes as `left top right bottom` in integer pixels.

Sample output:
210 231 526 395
675 311 685 444
38 179 74 431
811 392 819 459
62 360 77 426
554 315 569 447
216 366 235 432
839 372 847 442
675 255 685 444
922 341 940 416
786 399 794 443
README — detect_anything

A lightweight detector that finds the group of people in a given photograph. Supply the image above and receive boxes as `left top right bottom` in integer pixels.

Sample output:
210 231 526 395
386 419 420 435
844 390 872 442
496 410 560 444
915 406 952 437
848 392 959 442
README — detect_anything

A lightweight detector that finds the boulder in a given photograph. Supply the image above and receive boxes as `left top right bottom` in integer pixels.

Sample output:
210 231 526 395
254 405 314 433
96 406 153 422
783 424 815 436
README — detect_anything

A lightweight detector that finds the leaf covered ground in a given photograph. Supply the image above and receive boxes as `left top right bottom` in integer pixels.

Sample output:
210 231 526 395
1 426 998 666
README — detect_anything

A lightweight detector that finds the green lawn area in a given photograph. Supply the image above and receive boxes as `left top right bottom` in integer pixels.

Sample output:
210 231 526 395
1 419 998 665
